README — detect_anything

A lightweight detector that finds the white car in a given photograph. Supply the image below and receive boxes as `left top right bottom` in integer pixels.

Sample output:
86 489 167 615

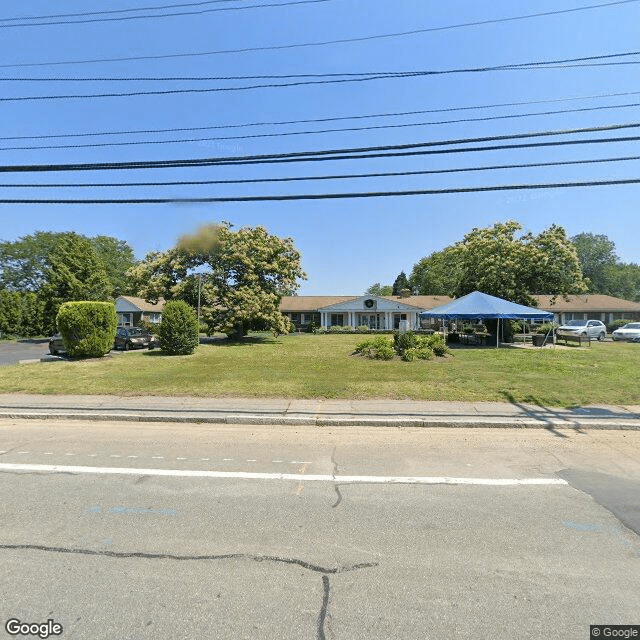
557 319 607 341
611 322 640 342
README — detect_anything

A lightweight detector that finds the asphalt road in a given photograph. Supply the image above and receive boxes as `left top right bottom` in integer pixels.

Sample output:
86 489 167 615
1 420 639 640
0 340 52 366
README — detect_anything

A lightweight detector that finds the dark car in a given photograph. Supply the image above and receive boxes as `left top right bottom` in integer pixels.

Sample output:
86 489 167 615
114 327 159 351
48 333 66 355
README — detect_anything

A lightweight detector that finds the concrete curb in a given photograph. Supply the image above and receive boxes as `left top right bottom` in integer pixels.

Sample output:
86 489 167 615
1 410 639 430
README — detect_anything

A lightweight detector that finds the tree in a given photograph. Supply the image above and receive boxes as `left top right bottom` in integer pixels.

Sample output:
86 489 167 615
0 231 137 296
571 232 618 293
130 222 306 338
40 234 113 334
409 246 463 296
91 236 138 297
454 221 586 305
392 271 410 296
365 283 393 296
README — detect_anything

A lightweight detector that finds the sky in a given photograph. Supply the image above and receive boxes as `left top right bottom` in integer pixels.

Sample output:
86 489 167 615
0 0 639 295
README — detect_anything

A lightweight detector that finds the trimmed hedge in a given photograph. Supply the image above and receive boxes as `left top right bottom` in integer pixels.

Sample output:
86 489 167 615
56 301 117 358
158 300 199 355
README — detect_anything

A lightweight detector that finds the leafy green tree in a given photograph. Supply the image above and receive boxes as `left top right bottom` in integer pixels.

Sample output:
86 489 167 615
0 231 136 296
409 246 463 296
91 235 138 297
365 283 393 296
130 222 305 338
56 301 117 358
454 221 586 305
40 234 113 334
571 232 618 293
392 271 410 296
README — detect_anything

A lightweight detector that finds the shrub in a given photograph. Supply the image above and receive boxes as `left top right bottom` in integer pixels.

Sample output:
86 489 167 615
313 326 326 334
536 322 558 335
158 300 199 355
401 346 434 362
393 331 417 352
423 333 449 356
607 318 630 333
356 325 370 333
56 301 117 358
354 336 395 360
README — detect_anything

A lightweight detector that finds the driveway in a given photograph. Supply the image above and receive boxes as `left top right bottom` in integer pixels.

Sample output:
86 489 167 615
0 339 53 366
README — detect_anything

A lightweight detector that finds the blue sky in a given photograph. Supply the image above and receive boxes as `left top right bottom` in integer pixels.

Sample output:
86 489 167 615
0 0 639 295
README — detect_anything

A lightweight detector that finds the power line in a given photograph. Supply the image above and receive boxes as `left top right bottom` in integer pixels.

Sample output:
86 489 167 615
2 156 638 187
1 0 637 65
0 0 256 22
1 178 639 203
2 50 638 81
3 59 639 102
1 122 639 172
0 0 331 28
3 90 639 142
3 101 640 152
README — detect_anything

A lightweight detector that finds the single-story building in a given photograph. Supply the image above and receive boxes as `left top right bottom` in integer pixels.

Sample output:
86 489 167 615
279 295 453 330
115 296 165 327
533 294 640 325
280 293 640 330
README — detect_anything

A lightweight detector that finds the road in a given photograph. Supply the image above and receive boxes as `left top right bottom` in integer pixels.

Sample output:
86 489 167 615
1 419 639 639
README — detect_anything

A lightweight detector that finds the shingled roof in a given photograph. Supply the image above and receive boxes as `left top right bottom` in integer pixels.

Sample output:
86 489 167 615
279 295 452 311
533 294 640 312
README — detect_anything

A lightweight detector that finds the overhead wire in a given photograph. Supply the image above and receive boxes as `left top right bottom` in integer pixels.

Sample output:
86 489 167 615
3 101 640 152
0 0 331 28
1 0 637 64
1 179 639 203
1 155 638 187
2 57 640 102
0 122 639 171
2 50 638 81
0 0 260 22
3 90 639 142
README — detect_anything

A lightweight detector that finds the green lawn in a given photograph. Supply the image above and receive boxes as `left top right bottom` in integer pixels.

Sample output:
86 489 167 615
0 334 638 406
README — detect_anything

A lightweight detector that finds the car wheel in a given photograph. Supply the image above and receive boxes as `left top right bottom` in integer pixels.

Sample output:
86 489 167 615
50 348 57 355
598 332 605 341
124 341 130 351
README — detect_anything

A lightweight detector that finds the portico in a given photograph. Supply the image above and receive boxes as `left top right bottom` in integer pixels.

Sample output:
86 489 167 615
318 296 424 330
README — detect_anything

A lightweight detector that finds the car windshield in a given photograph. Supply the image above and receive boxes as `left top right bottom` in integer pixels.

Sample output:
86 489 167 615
623 323 640 329
565 320 587 326
128 328 143 336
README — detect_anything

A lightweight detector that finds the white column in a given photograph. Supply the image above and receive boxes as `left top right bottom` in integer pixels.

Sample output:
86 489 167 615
321 312 326 328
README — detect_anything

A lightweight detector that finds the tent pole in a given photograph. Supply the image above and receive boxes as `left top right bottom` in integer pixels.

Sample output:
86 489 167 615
496 318 499 349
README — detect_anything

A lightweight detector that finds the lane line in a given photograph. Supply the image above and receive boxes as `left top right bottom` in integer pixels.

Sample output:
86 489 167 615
0 462 568 485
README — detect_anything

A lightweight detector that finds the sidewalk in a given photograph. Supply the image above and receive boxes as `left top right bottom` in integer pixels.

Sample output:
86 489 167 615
0 394 638 429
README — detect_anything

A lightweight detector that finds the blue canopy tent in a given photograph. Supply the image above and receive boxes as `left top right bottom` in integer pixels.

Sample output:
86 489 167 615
419 291 554 348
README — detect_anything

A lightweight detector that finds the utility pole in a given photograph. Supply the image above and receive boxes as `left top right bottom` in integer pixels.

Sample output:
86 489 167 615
197 273 202 327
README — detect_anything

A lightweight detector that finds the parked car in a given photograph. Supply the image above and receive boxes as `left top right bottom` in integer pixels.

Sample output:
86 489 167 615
556 319 607 341
611 322 640 342
48 333 66 355
114 327 159 350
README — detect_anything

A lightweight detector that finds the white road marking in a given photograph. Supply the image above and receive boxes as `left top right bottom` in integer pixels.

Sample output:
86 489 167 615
247 459 257 462
109 455 122 458
64 453 75 456
200 458 210 461
272 460 283 463
176 457 187 460
17 451 30 454
127 455 138 458
0 462 569 485
222 458 233 461
290 460 312 464
87 454 97 457
43 452 53 455
151 456 164 459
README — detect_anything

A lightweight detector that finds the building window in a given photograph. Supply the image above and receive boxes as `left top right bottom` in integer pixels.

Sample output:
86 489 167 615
118 313 133 327
331 314 344 326
149 313 161 323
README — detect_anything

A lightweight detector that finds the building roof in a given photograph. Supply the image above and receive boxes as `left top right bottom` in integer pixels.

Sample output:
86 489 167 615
116 296 166 312
533 294 640 312
279 295 452 311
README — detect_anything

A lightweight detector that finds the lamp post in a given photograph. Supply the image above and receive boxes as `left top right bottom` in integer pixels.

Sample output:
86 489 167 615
197 273 202 325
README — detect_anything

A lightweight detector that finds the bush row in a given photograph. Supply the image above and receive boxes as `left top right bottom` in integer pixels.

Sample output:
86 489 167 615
355 331 450 361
